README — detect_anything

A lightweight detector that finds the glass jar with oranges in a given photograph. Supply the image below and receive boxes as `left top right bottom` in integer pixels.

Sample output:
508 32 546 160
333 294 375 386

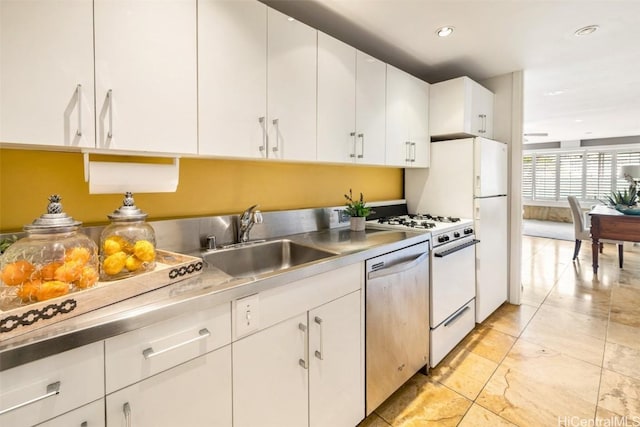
99 192 156 281
0 195 99 307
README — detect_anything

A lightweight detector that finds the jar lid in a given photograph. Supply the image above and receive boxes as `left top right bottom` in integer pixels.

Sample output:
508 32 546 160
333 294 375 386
107 192 148 221
24 194 82 233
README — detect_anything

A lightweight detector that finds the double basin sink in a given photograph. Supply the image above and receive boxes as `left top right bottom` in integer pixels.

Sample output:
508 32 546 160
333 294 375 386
201 239 338 279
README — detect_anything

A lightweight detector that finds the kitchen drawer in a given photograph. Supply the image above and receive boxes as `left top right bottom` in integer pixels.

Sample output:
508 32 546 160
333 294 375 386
232 263 362 340
105 302 231 393
0 341 104 427
35 398 105 427
430 299 475 367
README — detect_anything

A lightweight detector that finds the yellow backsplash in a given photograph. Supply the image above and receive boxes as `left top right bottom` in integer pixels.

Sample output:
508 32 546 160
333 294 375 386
0 148 403 232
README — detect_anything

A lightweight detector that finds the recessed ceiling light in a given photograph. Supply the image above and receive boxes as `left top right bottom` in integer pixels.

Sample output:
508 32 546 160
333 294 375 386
287 17 295 22
574 25 599 36
436 26 454 37
544 90 565 96
575 119 583 123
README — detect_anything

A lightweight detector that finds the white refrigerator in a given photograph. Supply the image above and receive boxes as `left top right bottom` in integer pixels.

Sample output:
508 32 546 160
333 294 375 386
405 137 508 323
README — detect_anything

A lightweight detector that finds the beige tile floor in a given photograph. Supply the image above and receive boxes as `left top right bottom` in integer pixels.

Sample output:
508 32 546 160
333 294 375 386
358 236 640 427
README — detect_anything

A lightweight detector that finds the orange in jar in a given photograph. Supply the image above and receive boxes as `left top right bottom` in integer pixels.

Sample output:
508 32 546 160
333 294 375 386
77 266 99 289
65 247 92 266
38 261 63 281
17 279 42 302
36 281 69 301
1 260 36 286
54 262 83 283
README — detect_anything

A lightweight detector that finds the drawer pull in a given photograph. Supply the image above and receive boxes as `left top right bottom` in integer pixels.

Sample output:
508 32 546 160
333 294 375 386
142 328 210 359
0 381 60 415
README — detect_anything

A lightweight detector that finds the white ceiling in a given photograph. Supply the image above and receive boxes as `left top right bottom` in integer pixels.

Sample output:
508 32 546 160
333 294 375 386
263 0 640 144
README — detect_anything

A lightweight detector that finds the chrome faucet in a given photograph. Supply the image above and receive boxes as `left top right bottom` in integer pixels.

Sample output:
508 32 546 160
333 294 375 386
238 204 263 243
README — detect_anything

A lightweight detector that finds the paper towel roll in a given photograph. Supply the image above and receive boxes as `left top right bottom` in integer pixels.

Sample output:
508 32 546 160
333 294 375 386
87 160 179 194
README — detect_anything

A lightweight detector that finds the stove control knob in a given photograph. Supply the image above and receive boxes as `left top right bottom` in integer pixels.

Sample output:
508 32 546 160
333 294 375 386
453 231 460 238
464 228 474 235
438 236 446 243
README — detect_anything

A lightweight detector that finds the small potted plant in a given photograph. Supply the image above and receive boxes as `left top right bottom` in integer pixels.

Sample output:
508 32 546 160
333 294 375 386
344 189 371 231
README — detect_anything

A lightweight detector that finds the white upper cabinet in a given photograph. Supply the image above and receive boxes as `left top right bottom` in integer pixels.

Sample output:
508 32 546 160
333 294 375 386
267 8 317 162
429 76 494 139
198 0 267 159
0 0 95 148
317 34 386 165
317 33 356 163
386 65 430 168
94 0 197 154
355 51 387 165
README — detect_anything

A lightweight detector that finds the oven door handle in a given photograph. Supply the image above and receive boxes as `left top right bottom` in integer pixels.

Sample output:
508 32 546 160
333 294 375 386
434 239 480 258
368 251 429 280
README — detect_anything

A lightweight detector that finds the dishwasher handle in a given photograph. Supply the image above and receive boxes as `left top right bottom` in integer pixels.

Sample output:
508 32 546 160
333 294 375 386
368 251 428 280
434 239 480 258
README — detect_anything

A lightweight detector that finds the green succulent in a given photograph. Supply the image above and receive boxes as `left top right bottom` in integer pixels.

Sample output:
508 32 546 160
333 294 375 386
603 184 638 207
0 235 17 254
344 189 372 217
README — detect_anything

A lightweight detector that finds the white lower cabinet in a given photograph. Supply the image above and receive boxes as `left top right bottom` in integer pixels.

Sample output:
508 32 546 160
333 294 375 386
35 399 105 427
233 312 309 427
0 342 104 427
233 290 363 427
309 291 363 427
106 345 232 427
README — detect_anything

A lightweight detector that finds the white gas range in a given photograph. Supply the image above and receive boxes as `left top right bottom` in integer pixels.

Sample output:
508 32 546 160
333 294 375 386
366 210 479 367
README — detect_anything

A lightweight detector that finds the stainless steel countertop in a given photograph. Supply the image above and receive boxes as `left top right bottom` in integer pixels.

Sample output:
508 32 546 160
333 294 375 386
0 227 429 371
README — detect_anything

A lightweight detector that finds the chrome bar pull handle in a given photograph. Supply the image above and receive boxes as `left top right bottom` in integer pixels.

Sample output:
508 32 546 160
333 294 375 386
272 118 280 152
258 116 266 152
357 133 364 158
349 132 356 158
76 84 82 137
107 89 113 139
123 402 131 427
142 328 210 359
314 316 324 360
478 114 486 133
405 141 411 162
0 381 60 415
410 142 416 162
298 322 308 369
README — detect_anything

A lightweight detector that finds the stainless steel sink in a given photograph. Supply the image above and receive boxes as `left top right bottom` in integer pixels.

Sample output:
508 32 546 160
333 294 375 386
202 239 337 278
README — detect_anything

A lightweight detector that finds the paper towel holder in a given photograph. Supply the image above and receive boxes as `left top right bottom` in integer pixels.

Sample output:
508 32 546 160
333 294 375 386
82 151 180 194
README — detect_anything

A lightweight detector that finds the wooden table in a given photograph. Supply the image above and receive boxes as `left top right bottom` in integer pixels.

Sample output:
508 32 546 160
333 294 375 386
589 205 640 273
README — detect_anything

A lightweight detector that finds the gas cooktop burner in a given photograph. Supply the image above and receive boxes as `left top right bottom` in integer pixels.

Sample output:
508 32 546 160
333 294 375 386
411 214 461 223
376 216 437 229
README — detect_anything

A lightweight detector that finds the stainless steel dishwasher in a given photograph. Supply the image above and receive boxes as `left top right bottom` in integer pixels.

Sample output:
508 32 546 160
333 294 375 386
365 241 430 414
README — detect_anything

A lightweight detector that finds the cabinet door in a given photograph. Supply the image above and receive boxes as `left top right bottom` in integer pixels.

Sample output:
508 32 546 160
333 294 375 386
0 0 94 148
317 32 356 163
198 0 267 158
233 313 309 427
356 52 387 166
309 291 364 427
471 82 494 139
94 0 197 154
35 399 104 427
407 76 430 168
106 345 232 427
267 8 317 161
385 65 411 167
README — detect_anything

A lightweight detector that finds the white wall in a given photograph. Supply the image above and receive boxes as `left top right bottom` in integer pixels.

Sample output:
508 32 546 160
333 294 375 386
481 71 524 305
